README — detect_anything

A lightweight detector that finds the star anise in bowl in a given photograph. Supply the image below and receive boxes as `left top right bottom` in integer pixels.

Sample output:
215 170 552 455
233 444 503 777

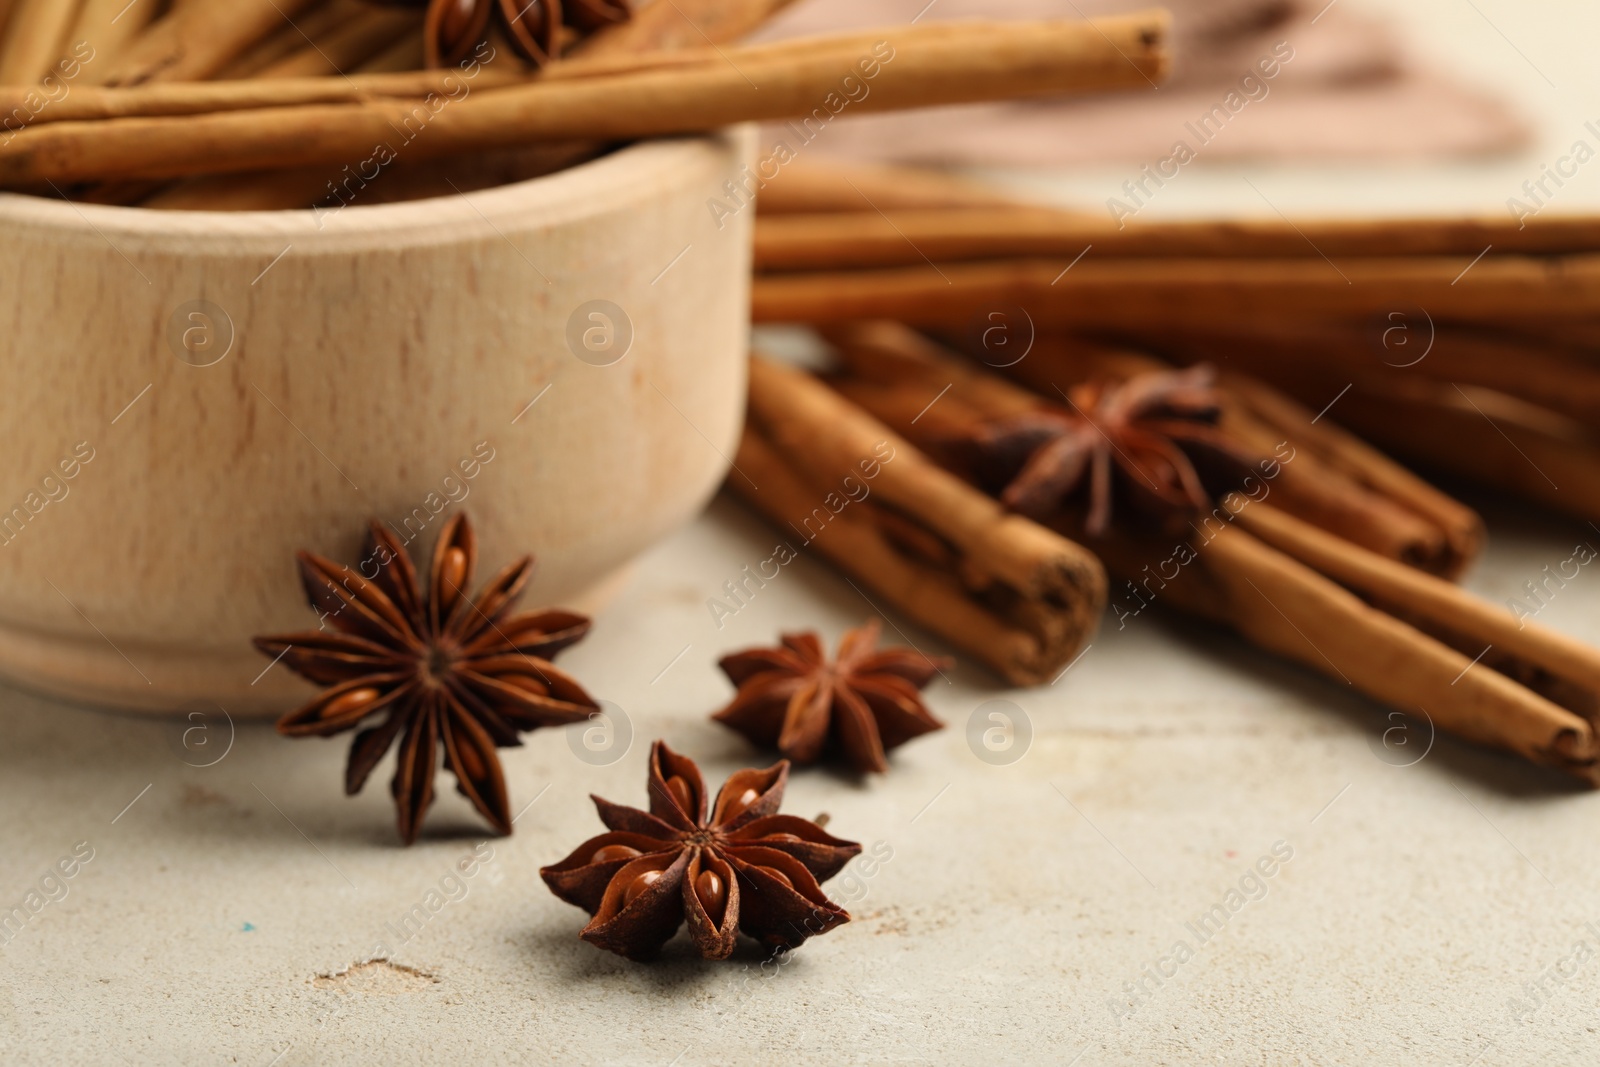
254 514 599 845
955 363 1259 537
541 741 862 961
712 620 949 774
370 0 631 68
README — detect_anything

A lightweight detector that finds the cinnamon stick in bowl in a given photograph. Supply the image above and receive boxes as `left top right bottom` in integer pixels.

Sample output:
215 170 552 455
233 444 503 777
0 12 1172 187
735 356 1107 686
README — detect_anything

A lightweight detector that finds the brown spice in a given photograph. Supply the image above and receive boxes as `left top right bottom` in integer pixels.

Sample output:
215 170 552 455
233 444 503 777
541 741 861 960
254 514 599 845
714 620 949 774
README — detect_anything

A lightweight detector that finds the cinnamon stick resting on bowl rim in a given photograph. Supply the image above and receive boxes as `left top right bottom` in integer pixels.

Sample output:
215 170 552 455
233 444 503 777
0 12 1172 187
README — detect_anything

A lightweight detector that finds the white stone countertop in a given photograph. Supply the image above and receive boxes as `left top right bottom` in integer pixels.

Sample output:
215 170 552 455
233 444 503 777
4 1 1600 1064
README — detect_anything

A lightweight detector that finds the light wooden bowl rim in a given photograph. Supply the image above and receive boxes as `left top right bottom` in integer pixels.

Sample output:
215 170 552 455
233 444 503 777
0 133 729 253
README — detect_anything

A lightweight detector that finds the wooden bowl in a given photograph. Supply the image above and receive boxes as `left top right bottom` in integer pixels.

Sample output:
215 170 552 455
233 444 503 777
0 129 755 717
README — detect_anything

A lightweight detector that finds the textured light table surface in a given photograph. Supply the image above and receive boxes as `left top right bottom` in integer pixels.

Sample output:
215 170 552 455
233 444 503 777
5 0 1600 1063
3 492 1599 1065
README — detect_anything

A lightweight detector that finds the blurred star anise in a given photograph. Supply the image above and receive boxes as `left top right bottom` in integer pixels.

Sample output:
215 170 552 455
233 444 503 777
541 741 861 960
372 0 631 69
957 363 1258 536
713 620 949 774
254 514 599 845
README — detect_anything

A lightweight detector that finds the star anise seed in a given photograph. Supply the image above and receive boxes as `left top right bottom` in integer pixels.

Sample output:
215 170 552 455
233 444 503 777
254 514 599 845
712 620 950 774
541 741 862 961
370 0 630 69
955 364 1261 536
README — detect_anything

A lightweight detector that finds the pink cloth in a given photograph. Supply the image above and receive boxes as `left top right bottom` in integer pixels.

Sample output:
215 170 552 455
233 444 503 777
752 0 1529 165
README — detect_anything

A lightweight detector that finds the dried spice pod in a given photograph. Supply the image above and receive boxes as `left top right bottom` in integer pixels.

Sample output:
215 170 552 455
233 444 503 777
713 620 949 774
951 364 1261 537
424 0 494 67
254 514 600 845
563 0 630 33
497 0 562 66
542 741 861 961
377 0 616 68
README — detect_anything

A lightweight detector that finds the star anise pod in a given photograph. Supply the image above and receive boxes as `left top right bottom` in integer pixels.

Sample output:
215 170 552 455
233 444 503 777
711 620 949 774
956 364 1260 537
254 514 599 845
541 741 861 961
371 0 631 69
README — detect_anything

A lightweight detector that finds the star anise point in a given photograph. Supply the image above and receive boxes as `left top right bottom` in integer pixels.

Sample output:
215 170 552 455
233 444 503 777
542 741 861 961
256 514 598 845
713 621 949 774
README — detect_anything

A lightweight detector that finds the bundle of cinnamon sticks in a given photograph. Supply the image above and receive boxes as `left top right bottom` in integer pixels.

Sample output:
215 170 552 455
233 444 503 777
750 200 1600 524
731 321 1600 785
0 0 1170 210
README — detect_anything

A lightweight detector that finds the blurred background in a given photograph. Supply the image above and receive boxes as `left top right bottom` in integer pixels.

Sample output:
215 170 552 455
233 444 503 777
757 0 1595 218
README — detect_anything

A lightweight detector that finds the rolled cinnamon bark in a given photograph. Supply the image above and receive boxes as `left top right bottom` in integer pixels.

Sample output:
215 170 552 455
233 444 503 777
821 325 1600 783
5 26 844 125
65 0 162 75
0 0 81 85
998 334 1483 577
739 356 1106 686
139 0 809 211
1214 366 1484 572
0 13 1172 186
1116 320 1600 430
103 0 325 85
757 158 1043 215
824 322 1481 577
1130 328 1600 525
1126 321 1600 447
752 207 1600 271
752 255 1600 328
1284 376 1600 526
220 1 369 79
1235 501 1600 721
1199 510 1597 782
255 7 423 79
355 29 427 74
573 0 801 57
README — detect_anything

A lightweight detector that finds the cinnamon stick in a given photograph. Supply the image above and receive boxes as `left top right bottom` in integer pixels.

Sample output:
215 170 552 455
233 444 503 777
220 1 371 79
572 0 801 58
0 13 1172 187
825 322 1481 577
995 334 1483 577
738 356 1106 685
355 29 426 74
65 0 161 75
756 158 1041 215
752 207 1600 271
823 325 1600 783
0 0 82 85
138 0 811 211
0 67 528 124
1235 501 1600 721
102 0 325 85
751 255 1600 329
2 24 977 126
1198 510 1597 781
1119 327 1600 525
1109 319 1600 428
256 7 425 79
1276 375 1600 525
